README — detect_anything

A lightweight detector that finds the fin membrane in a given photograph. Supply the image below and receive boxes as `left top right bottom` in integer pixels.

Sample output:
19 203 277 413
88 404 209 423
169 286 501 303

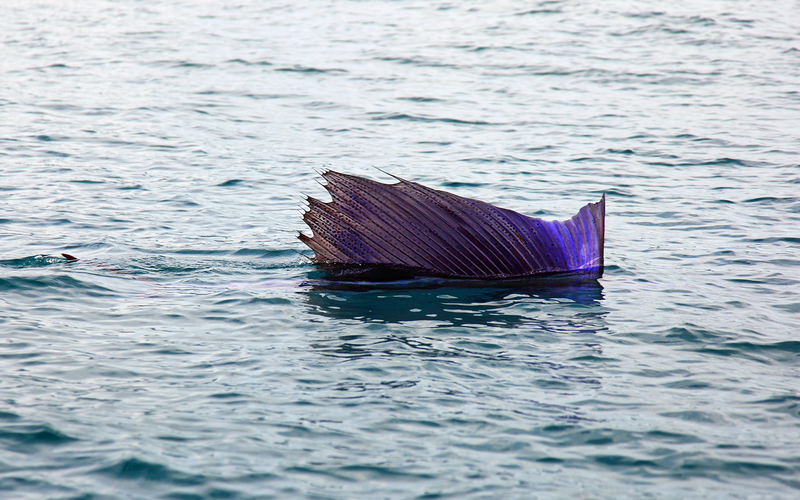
299 171 604 279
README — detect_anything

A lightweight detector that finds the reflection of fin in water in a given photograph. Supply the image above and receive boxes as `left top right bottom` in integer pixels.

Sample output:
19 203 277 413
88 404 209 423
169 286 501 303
299 171 605 279
302 276 605 327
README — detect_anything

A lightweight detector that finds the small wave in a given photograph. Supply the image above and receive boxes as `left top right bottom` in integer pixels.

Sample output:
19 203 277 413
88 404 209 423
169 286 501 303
69 179 104 184
171 61 214 69
0 274 113 294
591 455 659 468
743 237 800 245
773 303 800 313
235 248 298 258
658 325 730 343
397 96 446 103
441 181 487 188
156 248 298 260
696 157 766 167
209 392 250 399
376 56 457 69
0 255 71 268
286 464 435 482
0 424 77 452
226 58 272 66
724 341 800 354
275 65 346 74
368 112 494 126
749 394 800 418
93 458 206 486
514 8 563 16
743 196 798 204
697 341 800 364
216 179 245 187
601 148 636 155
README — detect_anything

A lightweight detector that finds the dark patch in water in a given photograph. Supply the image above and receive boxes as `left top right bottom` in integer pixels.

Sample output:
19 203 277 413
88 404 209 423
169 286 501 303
0 425 77 452
217 179 245 187
275 66 346 74
368 112 494 126
94 458 206 486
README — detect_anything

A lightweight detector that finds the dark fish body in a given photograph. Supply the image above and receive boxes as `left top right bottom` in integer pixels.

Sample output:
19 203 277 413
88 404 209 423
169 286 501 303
299 171 605 279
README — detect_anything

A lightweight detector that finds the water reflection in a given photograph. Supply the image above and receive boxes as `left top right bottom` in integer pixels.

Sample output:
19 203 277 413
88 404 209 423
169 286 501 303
300 269 607 329
300 269 609 396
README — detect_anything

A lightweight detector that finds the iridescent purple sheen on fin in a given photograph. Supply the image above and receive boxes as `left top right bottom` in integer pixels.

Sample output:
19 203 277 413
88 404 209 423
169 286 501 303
299 171 605 279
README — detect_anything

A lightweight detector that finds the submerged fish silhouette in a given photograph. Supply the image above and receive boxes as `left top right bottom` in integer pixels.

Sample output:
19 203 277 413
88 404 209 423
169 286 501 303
299 171 605 279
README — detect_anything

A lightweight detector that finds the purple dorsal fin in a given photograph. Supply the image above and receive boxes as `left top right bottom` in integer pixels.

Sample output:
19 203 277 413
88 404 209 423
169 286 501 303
299 171 605 279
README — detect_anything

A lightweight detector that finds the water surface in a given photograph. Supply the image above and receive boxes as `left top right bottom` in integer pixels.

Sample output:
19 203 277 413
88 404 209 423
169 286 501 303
2 1 800 498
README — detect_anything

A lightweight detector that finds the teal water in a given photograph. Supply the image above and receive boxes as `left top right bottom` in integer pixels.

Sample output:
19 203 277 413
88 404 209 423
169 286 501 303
2 1 800 498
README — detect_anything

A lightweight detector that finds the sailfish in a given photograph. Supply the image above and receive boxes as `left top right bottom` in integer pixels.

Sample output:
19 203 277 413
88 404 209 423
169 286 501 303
299 171 605 279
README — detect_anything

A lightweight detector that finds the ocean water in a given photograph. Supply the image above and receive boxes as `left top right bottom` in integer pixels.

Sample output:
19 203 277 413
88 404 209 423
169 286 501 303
2 0 799 498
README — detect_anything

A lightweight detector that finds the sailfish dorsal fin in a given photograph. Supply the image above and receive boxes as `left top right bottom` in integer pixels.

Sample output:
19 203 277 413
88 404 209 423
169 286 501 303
299 171 604 279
